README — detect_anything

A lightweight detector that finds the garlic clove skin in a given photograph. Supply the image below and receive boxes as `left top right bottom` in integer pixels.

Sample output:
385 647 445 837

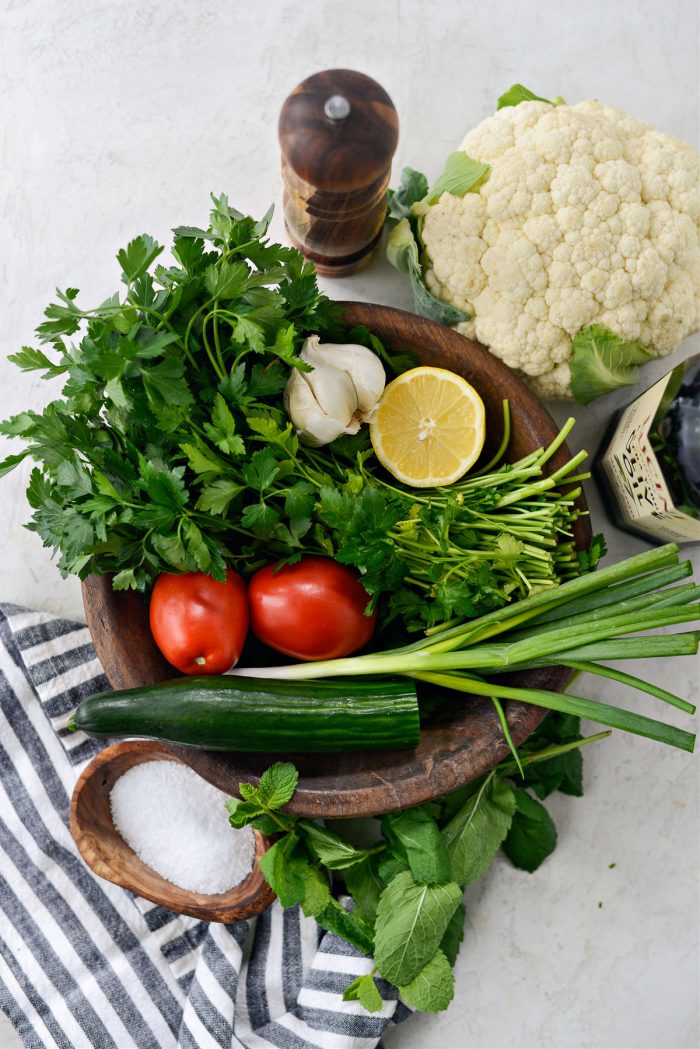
301 335 386 412
300 349 359 425
284 366 359 448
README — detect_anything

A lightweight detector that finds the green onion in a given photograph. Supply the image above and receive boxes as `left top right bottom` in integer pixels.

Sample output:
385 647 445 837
558 661 696 715
230 545 697 752
412 671 696 753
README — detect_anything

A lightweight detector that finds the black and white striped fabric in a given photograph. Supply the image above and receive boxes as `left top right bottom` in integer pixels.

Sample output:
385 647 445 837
0 603 411 1049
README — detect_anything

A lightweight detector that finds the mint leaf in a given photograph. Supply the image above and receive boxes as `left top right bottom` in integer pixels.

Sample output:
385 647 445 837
257 761 298 809
439 900 465 967
422 152 490 206
383 808 451 885
502 789 557 872
377 849 410 884
373 871 462 985
497 84 564 110
522 717 587 797
301 866 331 918
569 324 655 405
397 949 455 1013
344 856 384 923
299 820 372 870
523 746 583 799
258 833 308 907
441 773 516 886
315 898 375 956
225 796 265 828
342 973 383 1013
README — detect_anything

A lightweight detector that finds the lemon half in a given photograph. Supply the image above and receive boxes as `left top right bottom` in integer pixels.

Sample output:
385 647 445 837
370 366 486 488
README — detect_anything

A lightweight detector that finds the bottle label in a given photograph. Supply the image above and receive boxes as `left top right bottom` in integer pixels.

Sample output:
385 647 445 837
601 372 700 542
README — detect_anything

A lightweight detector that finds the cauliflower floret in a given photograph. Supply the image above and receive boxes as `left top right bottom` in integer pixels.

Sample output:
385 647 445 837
421 99 700 399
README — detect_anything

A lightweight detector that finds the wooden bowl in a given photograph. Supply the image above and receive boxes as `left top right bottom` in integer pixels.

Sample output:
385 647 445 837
70 740 276 922
82 302 591 819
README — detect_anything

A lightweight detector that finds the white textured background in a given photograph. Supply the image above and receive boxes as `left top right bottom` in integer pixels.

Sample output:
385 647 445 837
1 1 699 1047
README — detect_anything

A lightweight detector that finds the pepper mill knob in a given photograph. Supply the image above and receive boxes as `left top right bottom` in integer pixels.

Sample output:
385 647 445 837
278 69 399 277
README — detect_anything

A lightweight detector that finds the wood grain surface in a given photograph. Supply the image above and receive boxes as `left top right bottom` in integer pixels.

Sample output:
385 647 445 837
70 740 275 923
82 302 591 819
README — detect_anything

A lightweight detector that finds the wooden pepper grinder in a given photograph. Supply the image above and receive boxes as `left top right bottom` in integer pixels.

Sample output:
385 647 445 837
279 69 399 277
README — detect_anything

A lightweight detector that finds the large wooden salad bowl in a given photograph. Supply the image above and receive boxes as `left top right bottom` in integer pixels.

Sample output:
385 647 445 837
82 302 591 818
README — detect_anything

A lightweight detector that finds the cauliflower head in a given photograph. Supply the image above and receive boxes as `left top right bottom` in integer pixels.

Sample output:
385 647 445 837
419 98 700 399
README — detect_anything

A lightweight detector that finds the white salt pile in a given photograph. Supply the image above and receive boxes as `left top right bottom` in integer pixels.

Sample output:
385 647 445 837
110 760 256 895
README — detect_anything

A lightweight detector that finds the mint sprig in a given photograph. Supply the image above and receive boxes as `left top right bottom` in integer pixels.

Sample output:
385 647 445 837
227 719 604 1015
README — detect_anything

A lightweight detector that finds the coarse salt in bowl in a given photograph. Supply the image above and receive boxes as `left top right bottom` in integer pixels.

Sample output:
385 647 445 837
110 760 255 895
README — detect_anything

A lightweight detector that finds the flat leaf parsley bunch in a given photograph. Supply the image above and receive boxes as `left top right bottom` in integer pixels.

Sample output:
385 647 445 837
0 193 599 631
0 196 356 590
227 714 606 1014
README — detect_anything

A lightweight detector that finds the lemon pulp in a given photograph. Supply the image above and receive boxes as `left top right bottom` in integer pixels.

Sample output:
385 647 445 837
369 365 486 487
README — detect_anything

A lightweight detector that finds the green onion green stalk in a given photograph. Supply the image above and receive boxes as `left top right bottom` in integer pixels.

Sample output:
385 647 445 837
231 544 698 752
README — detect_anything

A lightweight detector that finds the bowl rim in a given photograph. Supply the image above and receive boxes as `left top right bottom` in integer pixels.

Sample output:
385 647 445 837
70 739 276 922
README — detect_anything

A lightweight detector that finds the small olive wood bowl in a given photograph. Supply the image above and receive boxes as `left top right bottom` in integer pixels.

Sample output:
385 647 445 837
81 302 591 819
70 739 276 923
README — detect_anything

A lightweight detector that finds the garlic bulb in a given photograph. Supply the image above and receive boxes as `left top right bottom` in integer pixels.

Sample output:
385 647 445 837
284 366 359 447
301 336 386 413
284 336 386 447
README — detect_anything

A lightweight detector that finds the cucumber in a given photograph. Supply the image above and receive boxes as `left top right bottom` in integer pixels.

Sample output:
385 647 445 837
68 676 420 753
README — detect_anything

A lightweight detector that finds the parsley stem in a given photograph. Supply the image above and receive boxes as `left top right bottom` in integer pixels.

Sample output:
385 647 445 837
470 400 511 476
404 544 681 653
129 303 183 343
200 318 226 381
536 416 576 467
209 309 227 376
183 303 209 365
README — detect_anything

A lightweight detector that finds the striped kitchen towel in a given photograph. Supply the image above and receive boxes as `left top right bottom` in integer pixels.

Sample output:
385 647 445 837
0 603 411 1049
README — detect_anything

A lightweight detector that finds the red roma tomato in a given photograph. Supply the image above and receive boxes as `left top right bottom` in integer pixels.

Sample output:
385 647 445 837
149 569 249 675
248 556 376 661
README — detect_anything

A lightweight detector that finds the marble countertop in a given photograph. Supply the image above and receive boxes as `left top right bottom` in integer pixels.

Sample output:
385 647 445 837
1 0 698 1046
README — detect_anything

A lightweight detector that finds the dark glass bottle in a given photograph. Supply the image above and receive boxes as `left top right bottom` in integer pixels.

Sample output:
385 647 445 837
594 355 700 544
